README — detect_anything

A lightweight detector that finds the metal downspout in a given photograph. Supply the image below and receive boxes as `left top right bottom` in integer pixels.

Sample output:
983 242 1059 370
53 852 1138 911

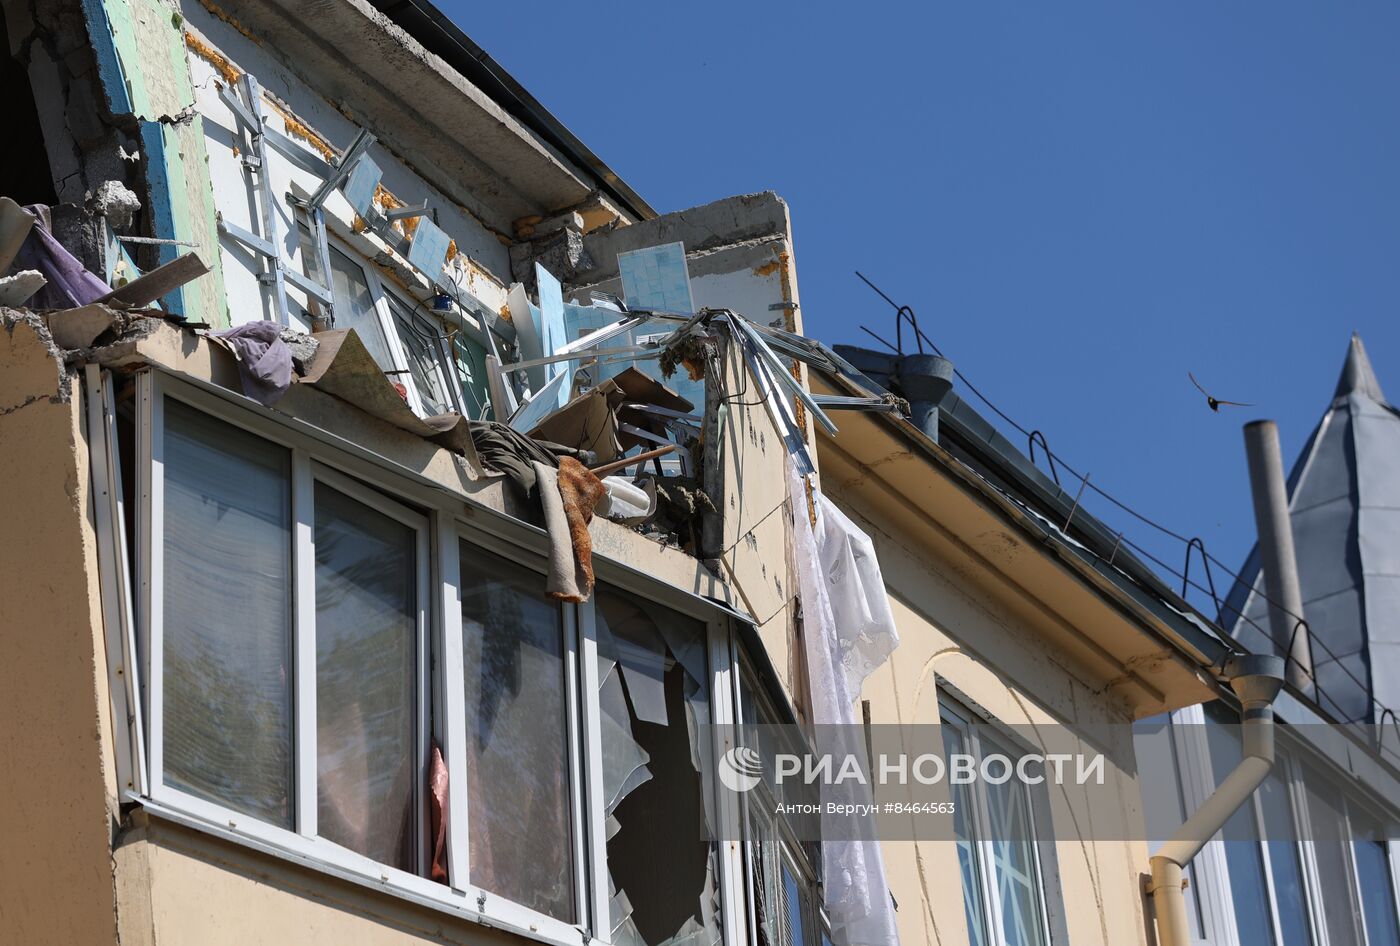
1147 654 1285 946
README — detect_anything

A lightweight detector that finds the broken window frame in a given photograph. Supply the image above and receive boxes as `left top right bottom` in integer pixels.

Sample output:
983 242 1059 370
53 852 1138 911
121 367 753 946
380 286 462 418
300 227 465 419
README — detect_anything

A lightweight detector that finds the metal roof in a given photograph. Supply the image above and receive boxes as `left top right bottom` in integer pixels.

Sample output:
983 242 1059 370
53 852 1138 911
1221 334 1400 724
827 345 1240 681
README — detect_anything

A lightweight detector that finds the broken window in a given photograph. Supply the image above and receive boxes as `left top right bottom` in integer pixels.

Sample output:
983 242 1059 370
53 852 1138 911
317 240 398 372
459 541 577 923
385 291 456 416
595 588 721 946
298 230 462 419
129 376 764 942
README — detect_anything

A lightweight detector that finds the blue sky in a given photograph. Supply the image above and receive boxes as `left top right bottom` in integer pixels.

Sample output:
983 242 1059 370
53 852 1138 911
452 2 1400 615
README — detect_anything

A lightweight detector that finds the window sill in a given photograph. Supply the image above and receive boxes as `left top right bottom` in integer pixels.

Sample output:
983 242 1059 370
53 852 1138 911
130 792 596 946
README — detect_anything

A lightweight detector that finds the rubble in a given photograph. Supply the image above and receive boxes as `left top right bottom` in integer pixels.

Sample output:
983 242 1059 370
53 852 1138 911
85 181 141 229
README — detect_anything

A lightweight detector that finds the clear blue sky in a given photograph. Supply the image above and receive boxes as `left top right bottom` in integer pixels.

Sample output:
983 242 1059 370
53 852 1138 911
451 2 1400 615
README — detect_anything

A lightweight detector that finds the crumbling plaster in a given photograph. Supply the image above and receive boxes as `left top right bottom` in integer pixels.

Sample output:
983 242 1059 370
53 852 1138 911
0 311 122 946
185 0 606 236
181 9 512 330
3 0 228 321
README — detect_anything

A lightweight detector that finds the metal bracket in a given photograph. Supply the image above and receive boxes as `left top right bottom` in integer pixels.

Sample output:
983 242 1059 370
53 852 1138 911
217 73 337 327
385 201 429 221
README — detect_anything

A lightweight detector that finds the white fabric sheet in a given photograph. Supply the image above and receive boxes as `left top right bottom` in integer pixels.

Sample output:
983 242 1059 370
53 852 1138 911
788 464 901 946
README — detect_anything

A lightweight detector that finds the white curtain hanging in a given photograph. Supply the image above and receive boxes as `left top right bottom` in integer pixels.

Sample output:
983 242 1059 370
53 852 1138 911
787 463 901 946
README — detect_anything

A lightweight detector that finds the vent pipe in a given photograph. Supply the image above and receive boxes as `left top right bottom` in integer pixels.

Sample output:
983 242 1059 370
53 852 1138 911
896 354 954 442
1243 420 1314 694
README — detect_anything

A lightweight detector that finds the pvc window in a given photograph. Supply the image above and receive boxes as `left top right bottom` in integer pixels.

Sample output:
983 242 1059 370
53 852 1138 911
298 228 462 419
141 377 435 886
1192 702 1400 946
736 664 826 946
939 698 1061 946
129 371 747 946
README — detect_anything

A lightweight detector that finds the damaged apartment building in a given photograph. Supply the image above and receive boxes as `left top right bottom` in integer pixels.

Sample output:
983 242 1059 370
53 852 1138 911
6 2 1400 946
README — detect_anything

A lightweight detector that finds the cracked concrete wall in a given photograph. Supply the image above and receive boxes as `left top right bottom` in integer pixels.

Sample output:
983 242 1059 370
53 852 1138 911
0 311 121 946
1 0 227 322
553 191 815 712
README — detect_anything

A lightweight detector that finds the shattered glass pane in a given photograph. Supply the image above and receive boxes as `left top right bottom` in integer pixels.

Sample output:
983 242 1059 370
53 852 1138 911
318 242 399 374
594 588 720 946
460 543 576 923
386 293 454 416
315 484 417 871
161 400 293 827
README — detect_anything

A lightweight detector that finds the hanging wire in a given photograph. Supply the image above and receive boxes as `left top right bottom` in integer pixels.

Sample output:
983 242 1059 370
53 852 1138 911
854 271 1400 734
1182 538 1221 614
1027 430 1060 485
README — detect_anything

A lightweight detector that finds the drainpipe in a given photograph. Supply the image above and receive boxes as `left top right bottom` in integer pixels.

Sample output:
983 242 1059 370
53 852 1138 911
1148 654 1285 946
1243 420 1315 694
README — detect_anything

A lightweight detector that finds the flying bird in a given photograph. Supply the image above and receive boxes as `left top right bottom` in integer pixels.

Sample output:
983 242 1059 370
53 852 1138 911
1189 372 1254 412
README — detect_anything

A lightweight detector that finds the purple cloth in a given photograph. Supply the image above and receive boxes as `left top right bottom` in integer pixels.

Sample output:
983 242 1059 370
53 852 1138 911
11 206 110 309
215 321 293 406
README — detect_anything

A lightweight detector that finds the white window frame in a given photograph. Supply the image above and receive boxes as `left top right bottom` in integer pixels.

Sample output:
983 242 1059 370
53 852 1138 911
379 282 463 418
140 371 438 894
311 231 464 419
124 367 748 946
303 462 433 874
938 695 1064 946
1288 751 1400 946
1180 704 1400 946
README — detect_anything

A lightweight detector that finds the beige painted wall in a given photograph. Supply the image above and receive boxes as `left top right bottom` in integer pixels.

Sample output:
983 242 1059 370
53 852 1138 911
114 816 539 946
0 313 121 946
823 480 1153 946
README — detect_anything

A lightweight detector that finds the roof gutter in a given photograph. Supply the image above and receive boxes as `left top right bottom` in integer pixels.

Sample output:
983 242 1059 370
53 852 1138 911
369 0 657 223
817 367 1241 682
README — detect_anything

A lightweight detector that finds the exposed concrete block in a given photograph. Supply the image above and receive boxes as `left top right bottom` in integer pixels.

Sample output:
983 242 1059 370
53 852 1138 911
508 226 594 291
86 180 141 229
0 271 47 307
45 304 120 350
49 203 106 277
65 70 109 148
514 210 585 240
279 327 319 374
567 192 792 288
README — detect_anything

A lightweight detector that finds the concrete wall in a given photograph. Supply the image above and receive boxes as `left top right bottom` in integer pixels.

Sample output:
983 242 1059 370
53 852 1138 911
114 815 545 946
0 312 121 946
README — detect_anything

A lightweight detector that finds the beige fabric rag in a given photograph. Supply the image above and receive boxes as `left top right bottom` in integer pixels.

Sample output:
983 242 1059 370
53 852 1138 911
533 461 581 601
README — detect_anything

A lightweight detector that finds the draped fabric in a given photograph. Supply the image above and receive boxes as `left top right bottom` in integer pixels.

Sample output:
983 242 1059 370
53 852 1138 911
788 464 901 946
